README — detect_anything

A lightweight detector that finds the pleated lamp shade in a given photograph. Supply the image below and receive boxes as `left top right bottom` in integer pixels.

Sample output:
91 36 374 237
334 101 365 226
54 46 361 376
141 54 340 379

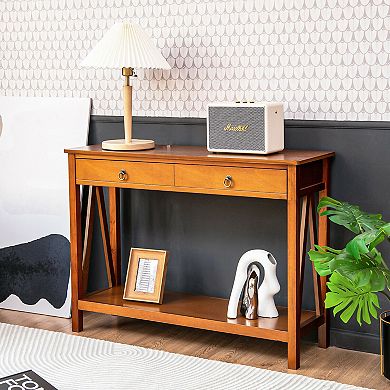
81 22 171 70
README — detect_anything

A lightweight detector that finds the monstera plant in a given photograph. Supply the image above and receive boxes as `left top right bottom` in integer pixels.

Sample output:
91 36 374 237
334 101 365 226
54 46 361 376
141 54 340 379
309 197 390 325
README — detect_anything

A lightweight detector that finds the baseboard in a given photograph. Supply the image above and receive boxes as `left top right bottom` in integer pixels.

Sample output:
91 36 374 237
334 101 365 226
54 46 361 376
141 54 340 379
331 328 379 354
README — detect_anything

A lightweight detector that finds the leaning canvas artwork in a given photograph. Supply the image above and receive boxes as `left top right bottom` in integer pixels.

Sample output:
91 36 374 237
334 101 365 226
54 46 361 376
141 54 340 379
0 97 90 317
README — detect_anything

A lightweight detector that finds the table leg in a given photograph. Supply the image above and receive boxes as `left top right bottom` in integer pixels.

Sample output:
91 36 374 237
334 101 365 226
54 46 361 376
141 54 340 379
318 159 330 348
82 186 95 293
287 166 301 369
109 187 121 286
68 155 83 332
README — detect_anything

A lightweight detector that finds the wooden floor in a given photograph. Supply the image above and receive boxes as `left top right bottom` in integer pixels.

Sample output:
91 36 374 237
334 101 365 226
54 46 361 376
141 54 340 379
0 309 388 389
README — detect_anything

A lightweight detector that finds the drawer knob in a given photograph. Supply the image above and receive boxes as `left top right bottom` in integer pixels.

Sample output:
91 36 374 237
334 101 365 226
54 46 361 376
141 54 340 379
118 169 128 181
223 175 233 188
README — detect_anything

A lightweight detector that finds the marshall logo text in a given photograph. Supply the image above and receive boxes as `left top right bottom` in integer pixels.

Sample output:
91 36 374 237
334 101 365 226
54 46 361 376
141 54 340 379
223 123 250 132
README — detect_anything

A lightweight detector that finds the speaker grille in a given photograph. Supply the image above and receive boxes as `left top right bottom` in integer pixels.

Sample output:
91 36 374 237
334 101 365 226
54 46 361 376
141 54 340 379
208 106 265 151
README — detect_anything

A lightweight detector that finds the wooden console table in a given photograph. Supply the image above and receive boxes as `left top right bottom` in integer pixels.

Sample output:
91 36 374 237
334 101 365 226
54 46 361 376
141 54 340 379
66 145 334 369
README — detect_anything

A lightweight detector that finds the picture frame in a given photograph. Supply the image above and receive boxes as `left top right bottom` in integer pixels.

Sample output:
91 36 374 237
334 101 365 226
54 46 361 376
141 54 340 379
123 248 169 304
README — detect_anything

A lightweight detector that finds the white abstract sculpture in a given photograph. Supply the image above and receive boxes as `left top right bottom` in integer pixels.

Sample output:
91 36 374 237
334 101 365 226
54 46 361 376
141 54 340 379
227 250 280 319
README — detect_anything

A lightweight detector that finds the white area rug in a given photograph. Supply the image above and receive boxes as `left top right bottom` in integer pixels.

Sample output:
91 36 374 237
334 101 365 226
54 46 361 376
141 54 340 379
0 323 370 390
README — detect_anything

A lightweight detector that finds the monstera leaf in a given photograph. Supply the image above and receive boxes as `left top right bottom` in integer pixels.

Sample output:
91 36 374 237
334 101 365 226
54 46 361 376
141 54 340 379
318 197 387 234
309 196 390 326
309 199 390 290
309 245 390 290
325 272 381 325
308 246 340 276
345 224 390 259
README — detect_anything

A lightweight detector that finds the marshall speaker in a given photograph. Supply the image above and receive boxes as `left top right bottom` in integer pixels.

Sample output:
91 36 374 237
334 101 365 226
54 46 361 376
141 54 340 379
207 102 284 154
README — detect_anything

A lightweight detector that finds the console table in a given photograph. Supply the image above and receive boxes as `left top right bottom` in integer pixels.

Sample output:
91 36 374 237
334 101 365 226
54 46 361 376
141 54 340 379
65 145 334 369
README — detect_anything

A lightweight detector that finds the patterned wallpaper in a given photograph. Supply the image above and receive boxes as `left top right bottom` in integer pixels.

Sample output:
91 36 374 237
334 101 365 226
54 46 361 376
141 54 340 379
0 0 389 121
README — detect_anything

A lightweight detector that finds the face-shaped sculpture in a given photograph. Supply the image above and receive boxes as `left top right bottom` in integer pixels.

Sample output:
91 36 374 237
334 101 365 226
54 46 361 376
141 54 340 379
228 249 281 319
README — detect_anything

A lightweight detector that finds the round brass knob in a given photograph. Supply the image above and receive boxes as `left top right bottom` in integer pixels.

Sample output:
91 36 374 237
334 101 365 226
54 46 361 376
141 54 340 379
223 175 233 188
118 169 128 181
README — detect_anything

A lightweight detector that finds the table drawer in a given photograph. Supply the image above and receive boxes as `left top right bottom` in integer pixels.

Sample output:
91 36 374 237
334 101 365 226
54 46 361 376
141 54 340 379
76 159 174 186
175 165 286 194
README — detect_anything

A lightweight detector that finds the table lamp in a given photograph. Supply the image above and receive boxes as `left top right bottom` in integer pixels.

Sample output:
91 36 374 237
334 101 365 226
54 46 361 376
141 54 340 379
81 22 171 151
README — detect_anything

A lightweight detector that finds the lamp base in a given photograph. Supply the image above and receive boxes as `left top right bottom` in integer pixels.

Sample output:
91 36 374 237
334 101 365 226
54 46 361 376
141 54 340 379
102 139 155 151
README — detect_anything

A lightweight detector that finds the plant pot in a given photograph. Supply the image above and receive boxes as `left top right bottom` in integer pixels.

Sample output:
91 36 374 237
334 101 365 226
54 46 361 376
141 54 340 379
380 311 390 380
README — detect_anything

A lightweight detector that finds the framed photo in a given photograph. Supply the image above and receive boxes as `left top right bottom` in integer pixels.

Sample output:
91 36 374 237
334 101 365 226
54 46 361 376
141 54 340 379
123 248 169 304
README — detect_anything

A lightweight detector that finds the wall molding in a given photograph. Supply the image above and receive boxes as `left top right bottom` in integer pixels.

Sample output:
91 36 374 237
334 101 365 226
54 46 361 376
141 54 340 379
286 119 390 131
92 115 390 131
93 115 207 126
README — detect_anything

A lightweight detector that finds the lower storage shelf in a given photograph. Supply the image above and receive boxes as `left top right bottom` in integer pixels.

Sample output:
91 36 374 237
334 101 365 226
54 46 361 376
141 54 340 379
79 286 322 343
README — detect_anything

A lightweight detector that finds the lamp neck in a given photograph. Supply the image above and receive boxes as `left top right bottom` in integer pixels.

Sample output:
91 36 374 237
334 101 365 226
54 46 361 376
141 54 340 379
122 67 134 143
122 67 134 86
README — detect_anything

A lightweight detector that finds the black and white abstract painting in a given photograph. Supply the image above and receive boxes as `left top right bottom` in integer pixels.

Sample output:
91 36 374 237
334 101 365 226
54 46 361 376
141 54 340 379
0 97 90 317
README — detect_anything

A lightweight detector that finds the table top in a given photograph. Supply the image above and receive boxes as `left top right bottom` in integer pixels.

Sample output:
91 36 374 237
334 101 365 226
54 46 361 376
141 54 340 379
65 145 334 166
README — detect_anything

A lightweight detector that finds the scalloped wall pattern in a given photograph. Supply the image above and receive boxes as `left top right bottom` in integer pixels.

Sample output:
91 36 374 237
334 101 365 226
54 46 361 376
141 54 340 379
0 0 389 120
